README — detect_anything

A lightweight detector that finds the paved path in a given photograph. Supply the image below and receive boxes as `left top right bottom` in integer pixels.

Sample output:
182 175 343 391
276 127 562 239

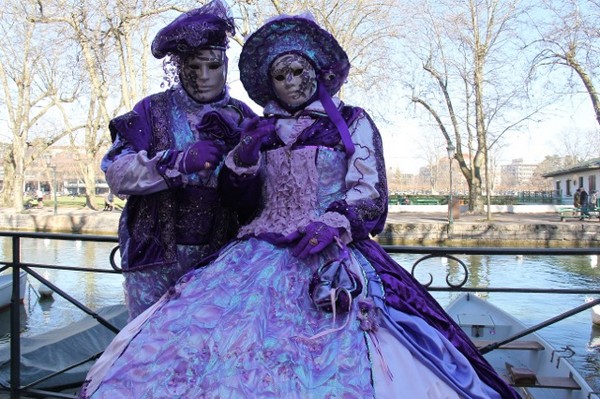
385 211 590 225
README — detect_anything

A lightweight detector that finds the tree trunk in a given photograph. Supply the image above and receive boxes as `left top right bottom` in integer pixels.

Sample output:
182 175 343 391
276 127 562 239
83 159 98 210
6 139 26 210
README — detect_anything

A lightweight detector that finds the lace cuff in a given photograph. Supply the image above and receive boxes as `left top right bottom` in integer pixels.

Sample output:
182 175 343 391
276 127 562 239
224 149 262 176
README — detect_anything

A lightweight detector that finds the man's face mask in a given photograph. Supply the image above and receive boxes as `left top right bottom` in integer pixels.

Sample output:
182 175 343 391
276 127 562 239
270 54 317 109
180 49 227 102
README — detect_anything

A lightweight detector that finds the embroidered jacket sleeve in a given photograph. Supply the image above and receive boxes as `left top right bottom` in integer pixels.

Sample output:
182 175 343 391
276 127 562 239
102 97 181 196
327 110 388 241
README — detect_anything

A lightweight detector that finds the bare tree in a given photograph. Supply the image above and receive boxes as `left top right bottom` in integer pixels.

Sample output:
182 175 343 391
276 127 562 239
401 0 539 215
31 0 196 209
553 127 600 162
418 128 446 193
0 0 81 210
533 154 574 180
530 0 600 128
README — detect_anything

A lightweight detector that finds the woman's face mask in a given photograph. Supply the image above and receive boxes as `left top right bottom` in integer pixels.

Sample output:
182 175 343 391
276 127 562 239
269 54 317 109
180 49 227 102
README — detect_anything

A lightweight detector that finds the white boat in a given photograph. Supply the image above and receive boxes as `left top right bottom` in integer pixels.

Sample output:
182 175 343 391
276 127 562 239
0 271 27 311
446 293 598 399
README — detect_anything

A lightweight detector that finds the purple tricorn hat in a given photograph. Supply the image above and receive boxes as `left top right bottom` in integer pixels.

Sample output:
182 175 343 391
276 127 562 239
239 13 350 107
151 0 235 59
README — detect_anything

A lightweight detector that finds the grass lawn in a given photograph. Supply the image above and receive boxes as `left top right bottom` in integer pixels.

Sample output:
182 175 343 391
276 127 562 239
39 195 126 210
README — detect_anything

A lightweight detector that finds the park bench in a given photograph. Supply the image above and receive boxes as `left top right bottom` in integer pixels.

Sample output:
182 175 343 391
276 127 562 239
558 206 600 221
412 198 440 205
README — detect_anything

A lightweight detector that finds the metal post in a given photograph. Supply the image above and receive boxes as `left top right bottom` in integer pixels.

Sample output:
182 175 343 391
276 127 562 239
52 166 57 216
449 160 453 225
45 154 58 216
10 237 21 399
446 144 456 226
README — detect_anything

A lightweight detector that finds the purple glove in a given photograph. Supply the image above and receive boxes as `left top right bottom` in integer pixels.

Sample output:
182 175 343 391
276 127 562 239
178 140 224 174
286 222 342 259
195 111 240 148
233 117 276 166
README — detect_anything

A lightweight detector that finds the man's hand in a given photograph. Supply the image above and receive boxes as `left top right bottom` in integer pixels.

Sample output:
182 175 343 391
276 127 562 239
178 140 224 174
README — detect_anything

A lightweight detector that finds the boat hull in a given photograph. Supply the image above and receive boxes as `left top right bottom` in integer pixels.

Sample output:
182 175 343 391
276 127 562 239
0 304 128 390
585 297 600 326
0 271 27 311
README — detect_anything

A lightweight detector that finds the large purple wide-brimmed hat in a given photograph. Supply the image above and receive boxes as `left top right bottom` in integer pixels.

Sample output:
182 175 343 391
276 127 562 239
151 0 235 59
239 14 350 107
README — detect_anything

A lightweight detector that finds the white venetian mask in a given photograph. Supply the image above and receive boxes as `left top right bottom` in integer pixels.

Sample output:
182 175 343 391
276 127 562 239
180 49 227 103
269 54 317 109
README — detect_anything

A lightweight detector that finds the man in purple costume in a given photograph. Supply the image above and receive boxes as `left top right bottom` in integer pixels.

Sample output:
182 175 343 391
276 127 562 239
101 0 256 320
81 13 521 399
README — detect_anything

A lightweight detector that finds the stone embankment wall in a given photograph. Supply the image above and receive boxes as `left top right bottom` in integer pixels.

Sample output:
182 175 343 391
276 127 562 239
379 222 600 247
0 209 121 236
2 205 600 247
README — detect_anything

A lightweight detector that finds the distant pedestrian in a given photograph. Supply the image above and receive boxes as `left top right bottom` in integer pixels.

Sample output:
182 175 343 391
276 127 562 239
103 192 114 211
36 189 44 208
579 187 590 220
591 190 598 209
574 187 581 208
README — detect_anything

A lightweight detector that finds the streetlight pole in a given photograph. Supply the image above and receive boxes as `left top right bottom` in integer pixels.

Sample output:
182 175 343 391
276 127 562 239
51 165 57 216
447 144 456 226
45 155 58 216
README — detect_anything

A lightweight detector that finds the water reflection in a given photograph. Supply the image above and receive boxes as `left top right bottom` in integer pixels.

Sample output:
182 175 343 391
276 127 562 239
588 324 600 349
0 237 124 339
0 304 28 341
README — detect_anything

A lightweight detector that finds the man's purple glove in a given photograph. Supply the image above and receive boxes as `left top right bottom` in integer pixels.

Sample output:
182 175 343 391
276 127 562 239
178 140 224 174
233 117 276 166
286 222 342 259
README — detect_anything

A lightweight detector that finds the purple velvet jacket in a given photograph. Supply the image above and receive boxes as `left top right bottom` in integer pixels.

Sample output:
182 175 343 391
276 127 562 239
105 89 257 274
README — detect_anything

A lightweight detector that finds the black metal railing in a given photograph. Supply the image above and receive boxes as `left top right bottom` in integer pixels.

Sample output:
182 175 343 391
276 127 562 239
1 232 121 399
2 232 600 398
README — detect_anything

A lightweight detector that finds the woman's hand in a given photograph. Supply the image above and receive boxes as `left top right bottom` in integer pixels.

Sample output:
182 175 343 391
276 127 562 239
233 117 276 166
286 221 342 259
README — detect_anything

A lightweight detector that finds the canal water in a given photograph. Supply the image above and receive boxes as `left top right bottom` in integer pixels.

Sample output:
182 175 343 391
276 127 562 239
1 238 599 392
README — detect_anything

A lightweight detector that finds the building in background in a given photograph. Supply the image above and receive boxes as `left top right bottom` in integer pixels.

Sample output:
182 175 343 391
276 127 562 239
0 145 109 198
543 158 600 205
500 159 537 190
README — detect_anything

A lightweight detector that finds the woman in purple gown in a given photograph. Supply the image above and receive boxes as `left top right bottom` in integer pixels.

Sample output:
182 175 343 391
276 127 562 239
80 13 520 399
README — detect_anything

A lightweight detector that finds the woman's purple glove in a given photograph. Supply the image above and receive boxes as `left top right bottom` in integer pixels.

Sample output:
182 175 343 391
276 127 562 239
233 117 276 166
286 222 342 259
178 140 224 174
